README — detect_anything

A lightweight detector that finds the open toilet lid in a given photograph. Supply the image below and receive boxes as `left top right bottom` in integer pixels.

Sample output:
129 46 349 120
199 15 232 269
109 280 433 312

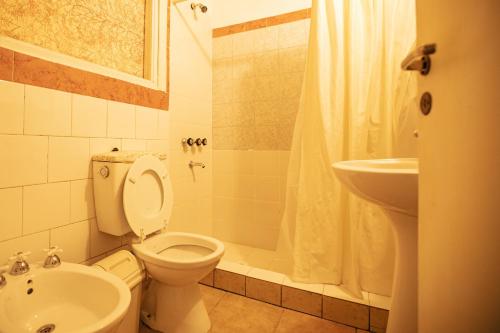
123 155 173 237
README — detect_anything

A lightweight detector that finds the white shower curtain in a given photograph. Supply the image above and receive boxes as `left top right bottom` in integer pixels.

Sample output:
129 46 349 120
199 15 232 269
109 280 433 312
279 0 417 296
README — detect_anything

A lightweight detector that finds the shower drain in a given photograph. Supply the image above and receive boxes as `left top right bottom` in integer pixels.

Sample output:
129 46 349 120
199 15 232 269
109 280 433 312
37 324 55 333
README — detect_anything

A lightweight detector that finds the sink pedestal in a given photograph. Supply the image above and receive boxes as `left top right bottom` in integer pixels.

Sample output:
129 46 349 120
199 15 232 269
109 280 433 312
384 210 417 333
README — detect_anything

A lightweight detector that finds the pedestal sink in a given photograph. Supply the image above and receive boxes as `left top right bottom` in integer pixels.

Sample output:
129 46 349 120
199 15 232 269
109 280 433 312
332 158 418 333
0 262 131 333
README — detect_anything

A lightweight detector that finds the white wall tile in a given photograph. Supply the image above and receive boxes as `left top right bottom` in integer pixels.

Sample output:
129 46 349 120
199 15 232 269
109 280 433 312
0 135 47 188
107 101 135 138
0 231 49 265
0 187 23 241
50 220 90 263
0 80 24 134
48 137 90 182
23 182 70 234
70 179 95 223
72 94 107 137
89 218 121 257
213 35 233 60
278 19 308 49
90 138 121 156
146 140 169 154
135 106 158 139
122 139 146 151
24 85 71 136
158 110 170 140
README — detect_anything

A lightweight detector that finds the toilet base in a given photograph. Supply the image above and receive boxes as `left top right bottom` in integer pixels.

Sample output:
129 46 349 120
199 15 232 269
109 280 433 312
142 280 211 333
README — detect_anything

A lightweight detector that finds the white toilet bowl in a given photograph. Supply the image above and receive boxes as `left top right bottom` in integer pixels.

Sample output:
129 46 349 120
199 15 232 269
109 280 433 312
133 232 224 333
92 152 225 333
133 232 224 286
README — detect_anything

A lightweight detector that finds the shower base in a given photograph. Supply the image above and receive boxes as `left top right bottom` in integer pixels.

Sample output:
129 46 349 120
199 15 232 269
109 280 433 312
201 241 391 332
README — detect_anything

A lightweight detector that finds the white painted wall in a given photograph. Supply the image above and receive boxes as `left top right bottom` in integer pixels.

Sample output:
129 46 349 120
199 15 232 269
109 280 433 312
211 0 311 28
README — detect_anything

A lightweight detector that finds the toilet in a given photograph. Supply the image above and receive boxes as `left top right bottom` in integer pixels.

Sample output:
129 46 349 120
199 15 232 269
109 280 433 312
92 151 224 333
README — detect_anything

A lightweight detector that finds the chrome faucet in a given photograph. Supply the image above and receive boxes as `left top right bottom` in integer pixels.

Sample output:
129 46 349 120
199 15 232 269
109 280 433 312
43 246 63 268
9 251 31 276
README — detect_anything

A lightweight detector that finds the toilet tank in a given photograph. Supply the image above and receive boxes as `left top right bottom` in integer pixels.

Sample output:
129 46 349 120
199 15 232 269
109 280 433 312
92 151 167 236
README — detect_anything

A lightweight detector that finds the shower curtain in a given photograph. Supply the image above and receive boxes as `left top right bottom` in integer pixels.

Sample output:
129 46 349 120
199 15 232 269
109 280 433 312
279 0 417 296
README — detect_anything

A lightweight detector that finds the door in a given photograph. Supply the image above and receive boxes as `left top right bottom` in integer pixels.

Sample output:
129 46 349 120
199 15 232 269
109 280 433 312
416 1 500 332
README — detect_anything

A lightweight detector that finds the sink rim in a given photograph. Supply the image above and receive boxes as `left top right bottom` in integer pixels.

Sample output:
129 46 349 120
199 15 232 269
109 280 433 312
332 158 418 175
0 262 131 333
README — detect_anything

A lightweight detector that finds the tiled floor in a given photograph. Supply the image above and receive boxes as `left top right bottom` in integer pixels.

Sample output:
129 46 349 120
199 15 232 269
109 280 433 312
140 285 367 333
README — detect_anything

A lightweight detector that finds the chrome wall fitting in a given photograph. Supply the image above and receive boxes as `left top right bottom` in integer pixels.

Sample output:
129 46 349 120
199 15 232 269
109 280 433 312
189 161 206 168
182 138 195 146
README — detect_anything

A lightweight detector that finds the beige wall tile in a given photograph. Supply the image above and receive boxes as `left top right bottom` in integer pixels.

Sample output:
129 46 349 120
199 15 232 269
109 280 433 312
89 218 121 257
213 79 233 105
232 55 255 80
254 51 279 76
323 296 370 330
23 182 70 234
233 77 256 102
90 138 121 156
282 286 323 317
213 126 255 150
254 99 281 126
48 136 90 182
370 307 389 331
233 30 257 56
280 72 304 99
254 26 279 52
135 106 158 139
72 94 107 137
0 80 24 134
25 85 71 136
70 179 95 222
0 231 49 265
278 20 308 49
254 75 280 101
213 35 233 60
214 269 246 295
0 135 47 188
276 309 356 333
0 187 23 241
107 101 135 138
50 219 90 263
279 46 307 74
213 58 233 83
246 277 282 306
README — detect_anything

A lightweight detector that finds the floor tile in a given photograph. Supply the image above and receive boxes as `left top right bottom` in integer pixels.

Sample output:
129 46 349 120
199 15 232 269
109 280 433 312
200 284 227 313
209 292 283 333
275 309 355 333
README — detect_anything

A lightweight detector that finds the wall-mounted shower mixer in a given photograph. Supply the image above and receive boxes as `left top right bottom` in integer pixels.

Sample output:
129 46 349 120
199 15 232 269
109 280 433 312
182 137 208 146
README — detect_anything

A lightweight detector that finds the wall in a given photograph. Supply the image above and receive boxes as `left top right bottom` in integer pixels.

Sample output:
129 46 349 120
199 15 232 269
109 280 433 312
212 16 309 249
1 0 146 77
0 82 169 264
0 1 213 265
166 0 213 235
212 0 311 28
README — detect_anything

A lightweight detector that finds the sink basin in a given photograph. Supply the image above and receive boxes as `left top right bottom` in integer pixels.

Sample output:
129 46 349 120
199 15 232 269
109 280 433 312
0 262 131 333
332 158 418 333
332 158 418 216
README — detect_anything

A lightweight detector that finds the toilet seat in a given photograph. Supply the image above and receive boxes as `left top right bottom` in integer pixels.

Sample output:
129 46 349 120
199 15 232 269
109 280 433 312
123 155 173 237
132 232 225 270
